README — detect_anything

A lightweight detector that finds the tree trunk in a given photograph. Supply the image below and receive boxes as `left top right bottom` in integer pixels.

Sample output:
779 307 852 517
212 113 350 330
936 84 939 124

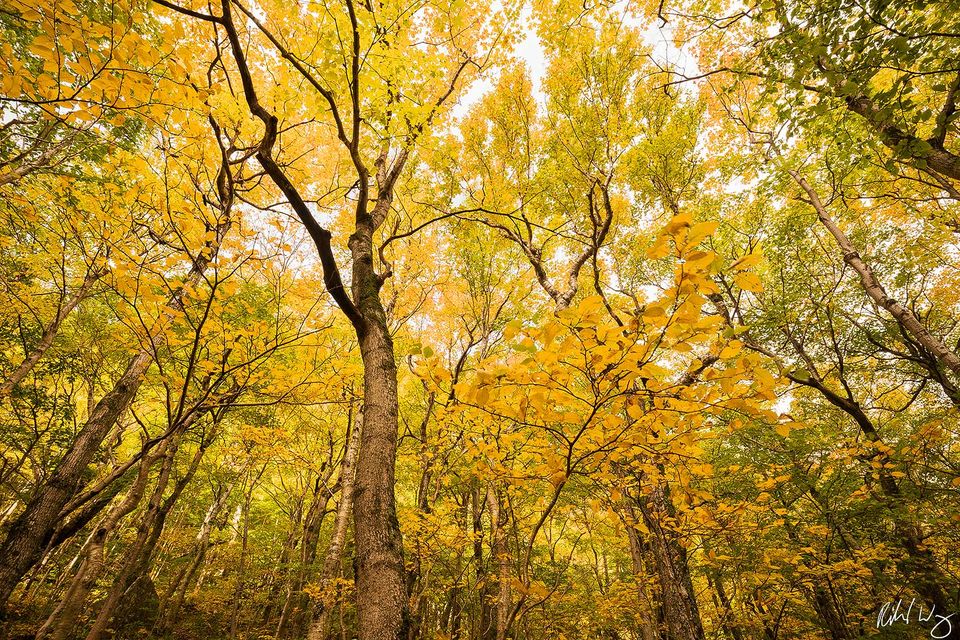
0 350 153 611
634 480 706 640
486 486 511 640
0 268 101 398
157 476 236 633
308 412 362 640
350 216 408 640
473 484 496 640
81 439 181 640
789 169 960 377
706 568 744 640
277 466 336 638
0 210 232 612
405 393 437 640
268 521 305 633
623 509 662 640
37 444 161 640
228 470 260 640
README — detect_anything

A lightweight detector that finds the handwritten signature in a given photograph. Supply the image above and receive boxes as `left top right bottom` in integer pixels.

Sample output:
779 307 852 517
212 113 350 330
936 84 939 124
877 598 955 639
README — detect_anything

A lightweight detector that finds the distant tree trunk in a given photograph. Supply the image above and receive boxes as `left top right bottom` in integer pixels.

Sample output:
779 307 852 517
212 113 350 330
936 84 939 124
705 566 744 640
405 393 436 640
0 267 101 399
37 443 161 640
228 468 262 640
157 476 237 633
267 518 305 631
771 494 855 640
473 483 496 640
485 486 511 640
439 490 470 640
307 413 362 640
82 423 213 640
277 456 338 638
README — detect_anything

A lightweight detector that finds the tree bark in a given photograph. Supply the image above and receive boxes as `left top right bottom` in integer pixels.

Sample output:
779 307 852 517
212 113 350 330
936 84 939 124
349 208 408 640
473 483 496 640
789 169 960 377
843 93 960 182
0 267 101 398
308 411 362 640
227 468 261 640
0 203 232 613
633 480 706 640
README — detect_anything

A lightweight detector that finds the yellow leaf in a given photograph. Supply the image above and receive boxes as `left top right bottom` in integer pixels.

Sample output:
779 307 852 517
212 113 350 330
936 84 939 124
685 221 719 247
475 386 490 405
734 272 763 293
718 340 743 359
647 241 671 259
665 212 693 234
503 319 522 340
731 252 763 272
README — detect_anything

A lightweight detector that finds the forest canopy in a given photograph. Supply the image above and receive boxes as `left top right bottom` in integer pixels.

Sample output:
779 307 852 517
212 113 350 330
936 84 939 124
0 0 959 638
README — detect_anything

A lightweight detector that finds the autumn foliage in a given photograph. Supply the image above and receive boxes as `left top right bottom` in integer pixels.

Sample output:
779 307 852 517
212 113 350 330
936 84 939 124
0 0 959 639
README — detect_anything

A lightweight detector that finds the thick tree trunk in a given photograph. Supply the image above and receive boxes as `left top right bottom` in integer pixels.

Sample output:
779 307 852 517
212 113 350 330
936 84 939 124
352 324 406 638
209 8 411 633
634 480 706 640
350 209 408 640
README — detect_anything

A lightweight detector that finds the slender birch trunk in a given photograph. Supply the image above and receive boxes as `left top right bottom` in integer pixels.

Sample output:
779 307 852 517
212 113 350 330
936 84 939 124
307 411 362 640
